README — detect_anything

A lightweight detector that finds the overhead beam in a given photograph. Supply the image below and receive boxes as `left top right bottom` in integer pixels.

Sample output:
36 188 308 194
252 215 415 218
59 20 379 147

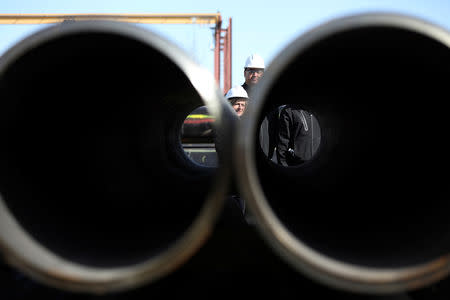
0 13 221 25
0 12 231 92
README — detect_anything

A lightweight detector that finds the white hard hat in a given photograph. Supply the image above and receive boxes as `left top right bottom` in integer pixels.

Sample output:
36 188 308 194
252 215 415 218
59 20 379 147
244 53 265 69
225 85 249 99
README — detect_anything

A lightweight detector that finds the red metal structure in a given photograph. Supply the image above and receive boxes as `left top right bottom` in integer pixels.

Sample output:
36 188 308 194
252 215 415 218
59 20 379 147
213 15 232 94
0 13 232 93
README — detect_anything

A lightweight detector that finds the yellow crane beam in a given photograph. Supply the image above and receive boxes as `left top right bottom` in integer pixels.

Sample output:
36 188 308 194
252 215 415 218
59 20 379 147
0 12 230 92
0 13 221 25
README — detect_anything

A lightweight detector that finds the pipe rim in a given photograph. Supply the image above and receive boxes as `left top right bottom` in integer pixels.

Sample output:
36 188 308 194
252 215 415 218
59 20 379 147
0 20 230 294
236 12 450 294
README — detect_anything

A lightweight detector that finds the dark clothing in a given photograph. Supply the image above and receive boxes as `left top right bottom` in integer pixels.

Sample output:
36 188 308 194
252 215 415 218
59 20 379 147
241 82 254 97
259 106 283 163
246 79 280 163
276 105 320 166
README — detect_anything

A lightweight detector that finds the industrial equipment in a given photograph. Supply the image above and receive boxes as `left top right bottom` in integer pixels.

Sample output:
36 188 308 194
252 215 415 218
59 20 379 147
1 11 450 300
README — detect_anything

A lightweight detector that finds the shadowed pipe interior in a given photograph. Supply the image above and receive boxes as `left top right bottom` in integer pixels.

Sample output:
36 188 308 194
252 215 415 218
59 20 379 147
255 27 450 268
0 32 217 267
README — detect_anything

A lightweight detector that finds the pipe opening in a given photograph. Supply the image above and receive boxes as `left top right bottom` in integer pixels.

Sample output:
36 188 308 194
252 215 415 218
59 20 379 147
181 106 218 167
254 26 450 268
0 29 218 267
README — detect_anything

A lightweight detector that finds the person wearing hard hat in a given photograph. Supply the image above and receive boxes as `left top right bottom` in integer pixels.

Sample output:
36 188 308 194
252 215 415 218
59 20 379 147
225 85 249 117
221 55 263 222
222 85 249 218
241 54 278 163
242 53 265 96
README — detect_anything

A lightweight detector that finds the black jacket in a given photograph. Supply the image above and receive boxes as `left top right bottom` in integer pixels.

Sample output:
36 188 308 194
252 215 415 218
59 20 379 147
241 82 254 97
276 104 320 166
259 105 283 163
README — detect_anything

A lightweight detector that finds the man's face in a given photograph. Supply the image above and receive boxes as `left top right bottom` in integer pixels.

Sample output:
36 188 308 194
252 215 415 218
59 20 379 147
232 99 247 117
244 68 264 86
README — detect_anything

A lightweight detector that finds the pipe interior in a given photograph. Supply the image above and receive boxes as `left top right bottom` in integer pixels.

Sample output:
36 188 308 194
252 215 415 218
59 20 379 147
255 26 450 268
0 30 218 267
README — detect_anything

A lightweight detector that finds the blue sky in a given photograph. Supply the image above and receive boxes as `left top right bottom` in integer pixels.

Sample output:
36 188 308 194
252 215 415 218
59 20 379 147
1 0 449 90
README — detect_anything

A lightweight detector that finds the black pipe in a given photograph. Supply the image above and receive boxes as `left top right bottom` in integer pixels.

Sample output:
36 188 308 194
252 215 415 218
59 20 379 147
0 20 236 293
236 12 450 294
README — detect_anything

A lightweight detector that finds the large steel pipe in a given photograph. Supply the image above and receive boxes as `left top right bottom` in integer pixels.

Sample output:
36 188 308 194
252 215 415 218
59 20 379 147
0 20 236 294
236 13 450 294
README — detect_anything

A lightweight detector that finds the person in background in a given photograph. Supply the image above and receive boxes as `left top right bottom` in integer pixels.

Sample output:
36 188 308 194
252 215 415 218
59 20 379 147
241 53 265 97
276 104 321 166
222 85 249 217
225 85 249 117
242 53 278 163
222 54 264 222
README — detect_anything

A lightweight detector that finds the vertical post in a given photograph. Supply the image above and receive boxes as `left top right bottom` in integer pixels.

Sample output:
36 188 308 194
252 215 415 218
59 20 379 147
223 18 232 94
214 15 222 87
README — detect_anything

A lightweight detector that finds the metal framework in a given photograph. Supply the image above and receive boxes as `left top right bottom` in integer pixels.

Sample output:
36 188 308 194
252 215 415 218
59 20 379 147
0 13 232 93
